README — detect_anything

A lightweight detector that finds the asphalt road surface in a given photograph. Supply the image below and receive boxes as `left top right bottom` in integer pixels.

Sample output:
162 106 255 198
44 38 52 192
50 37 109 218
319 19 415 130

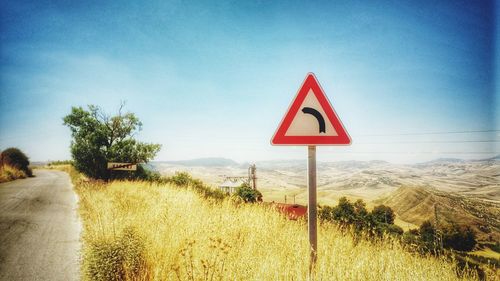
0 169 80 281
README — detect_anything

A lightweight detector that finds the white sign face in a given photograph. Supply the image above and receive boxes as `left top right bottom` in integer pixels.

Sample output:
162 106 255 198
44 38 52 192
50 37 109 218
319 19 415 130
285 89 338 137
107 162 137 171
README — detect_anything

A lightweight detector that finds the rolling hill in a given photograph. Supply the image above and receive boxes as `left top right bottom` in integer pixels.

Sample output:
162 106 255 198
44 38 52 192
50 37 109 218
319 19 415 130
375 186 500 240
151 157 499 239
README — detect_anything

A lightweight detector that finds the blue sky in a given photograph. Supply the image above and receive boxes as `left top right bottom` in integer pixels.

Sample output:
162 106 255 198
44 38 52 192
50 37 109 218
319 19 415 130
0 0 497 163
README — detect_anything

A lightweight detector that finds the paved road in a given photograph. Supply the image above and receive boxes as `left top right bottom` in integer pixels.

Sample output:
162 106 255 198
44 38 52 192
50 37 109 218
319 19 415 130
0 170 80 281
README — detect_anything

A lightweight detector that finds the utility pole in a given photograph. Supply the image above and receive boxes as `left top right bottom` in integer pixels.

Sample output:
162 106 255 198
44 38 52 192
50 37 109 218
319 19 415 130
249 164 257 190
308 146 317 275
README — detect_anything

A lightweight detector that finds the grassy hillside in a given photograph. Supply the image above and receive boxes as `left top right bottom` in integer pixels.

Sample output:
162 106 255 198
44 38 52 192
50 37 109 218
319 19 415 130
67 177 489 280
376 186 500 241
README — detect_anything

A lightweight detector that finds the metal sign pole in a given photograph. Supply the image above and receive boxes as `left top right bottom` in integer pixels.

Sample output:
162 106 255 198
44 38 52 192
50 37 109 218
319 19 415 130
308 145 317 275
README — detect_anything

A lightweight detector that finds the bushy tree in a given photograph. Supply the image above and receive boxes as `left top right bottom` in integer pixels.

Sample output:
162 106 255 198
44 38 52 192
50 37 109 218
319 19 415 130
234 182 262 203
442 224 476 252
0 147 32 176
418 220 438 252
353 199 371 231
319 197 401 237
63 104 161 180
332 197 356 225
371 205 395 224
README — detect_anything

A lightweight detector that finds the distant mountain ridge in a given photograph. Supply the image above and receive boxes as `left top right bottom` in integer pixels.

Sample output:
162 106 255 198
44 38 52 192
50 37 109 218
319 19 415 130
154 155 499 168
155 157 239 167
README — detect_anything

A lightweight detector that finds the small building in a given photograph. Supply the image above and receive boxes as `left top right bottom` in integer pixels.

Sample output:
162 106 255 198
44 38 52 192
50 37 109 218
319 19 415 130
218 177 248 194
219 164 257 194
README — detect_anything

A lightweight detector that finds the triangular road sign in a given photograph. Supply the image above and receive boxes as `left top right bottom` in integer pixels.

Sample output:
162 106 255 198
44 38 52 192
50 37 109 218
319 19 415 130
271 73 351 145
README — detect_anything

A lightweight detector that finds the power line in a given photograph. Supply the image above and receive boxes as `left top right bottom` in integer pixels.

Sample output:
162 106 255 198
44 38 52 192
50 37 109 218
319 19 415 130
320 151 498 154
356 140 500 144
356 129 500 137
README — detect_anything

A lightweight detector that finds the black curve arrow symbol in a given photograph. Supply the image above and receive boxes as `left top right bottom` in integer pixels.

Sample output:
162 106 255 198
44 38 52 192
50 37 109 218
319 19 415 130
302 107 326 133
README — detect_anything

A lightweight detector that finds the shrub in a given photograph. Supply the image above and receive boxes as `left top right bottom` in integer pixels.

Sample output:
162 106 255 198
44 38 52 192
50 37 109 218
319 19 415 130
0 147 32 177
371 205 395 225
84 227 147 281
0 164 27 183
442 224 477 252
318 205 336 222
417 220 440 253
234 182 262 203
169 172 192 186
190 179 226 201
163 172 227 201
402 229 420 248
48 160 74 166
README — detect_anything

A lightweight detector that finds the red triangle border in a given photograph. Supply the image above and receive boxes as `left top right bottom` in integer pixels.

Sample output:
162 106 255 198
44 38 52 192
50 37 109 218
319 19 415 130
271 73 351 146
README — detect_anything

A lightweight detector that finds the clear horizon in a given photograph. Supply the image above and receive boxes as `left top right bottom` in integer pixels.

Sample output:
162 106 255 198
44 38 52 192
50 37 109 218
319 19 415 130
1 1 498 164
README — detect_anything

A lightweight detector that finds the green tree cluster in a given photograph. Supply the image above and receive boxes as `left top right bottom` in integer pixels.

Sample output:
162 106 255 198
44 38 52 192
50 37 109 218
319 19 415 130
319 197 402 237
403 220 477 253
63 104 161 180
320 198 477 253
0 147 32 176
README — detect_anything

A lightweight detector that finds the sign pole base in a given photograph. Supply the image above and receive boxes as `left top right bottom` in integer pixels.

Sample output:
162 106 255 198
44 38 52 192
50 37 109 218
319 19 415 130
308 145 317 278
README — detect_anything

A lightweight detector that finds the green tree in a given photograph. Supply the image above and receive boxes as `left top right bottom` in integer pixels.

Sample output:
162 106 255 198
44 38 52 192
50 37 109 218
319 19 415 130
63 104 161 180
442 224 477 252
353 199 370 231
332 197 356 225
234 182 262 203
371 205 395 224
419 220 438 253
0 147 32 176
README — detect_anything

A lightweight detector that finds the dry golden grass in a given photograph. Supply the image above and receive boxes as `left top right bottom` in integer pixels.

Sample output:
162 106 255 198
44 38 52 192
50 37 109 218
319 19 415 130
72 178 485 281
0 164 27 183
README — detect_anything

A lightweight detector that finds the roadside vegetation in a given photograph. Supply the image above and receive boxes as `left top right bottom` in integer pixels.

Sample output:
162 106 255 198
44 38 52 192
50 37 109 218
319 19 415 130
50 164 490 281
47 160 74 166
56 104 497 280
0 147 33 183
319 198 478 252
63 103 161 180
319 197 499 278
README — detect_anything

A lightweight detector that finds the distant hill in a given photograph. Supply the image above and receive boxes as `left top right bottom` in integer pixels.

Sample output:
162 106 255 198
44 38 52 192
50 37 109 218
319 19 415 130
156 157 239 167
151 156 499 242
376 186 500 240
482 154 500 161
417 158 464 165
